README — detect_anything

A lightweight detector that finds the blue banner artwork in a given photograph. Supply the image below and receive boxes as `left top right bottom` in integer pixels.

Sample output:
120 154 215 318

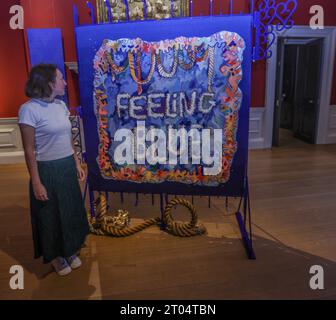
76 15 252 197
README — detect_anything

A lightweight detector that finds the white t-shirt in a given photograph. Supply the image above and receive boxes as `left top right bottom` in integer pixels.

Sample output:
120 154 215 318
18 98 74 161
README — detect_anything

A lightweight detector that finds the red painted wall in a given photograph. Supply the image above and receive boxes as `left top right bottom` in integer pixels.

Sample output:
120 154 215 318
20 0 95 112
0 0 28 118
0 0 335 118
0 0 95 118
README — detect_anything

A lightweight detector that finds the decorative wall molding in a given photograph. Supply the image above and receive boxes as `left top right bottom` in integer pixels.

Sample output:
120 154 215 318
265 26 336 148
96 0 189 23
326 105 336 144
249 107 266 149
0 118 24 164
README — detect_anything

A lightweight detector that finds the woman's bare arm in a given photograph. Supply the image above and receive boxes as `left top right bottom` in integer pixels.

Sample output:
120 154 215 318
19 124 49 201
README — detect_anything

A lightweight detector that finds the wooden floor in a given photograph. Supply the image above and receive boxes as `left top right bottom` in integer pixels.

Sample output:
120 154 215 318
1 138 336 300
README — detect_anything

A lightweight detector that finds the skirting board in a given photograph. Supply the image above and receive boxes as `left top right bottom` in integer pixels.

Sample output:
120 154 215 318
326 105 336 144
249 105 336 148
0 118 24 164
249 107 266 149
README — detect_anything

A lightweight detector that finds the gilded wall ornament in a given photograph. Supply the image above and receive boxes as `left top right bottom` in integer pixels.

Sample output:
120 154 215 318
96 0 189 23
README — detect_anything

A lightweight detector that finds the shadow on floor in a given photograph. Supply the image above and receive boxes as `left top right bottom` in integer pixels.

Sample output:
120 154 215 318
0 206 96 300
0 202 335 300
93 233 336 300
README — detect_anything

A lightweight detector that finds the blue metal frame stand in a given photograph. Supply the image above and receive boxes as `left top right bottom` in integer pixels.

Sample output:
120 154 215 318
72 0 298 260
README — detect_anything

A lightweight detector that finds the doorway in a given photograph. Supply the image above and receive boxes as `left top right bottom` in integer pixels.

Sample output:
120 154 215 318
272 37 323 146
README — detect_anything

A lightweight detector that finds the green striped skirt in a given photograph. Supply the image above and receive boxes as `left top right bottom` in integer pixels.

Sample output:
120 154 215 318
29 155 90 263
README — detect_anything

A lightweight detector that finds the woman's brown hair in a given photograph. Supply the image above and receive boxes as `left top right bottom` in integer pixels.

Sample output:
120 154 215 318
25 64 57 99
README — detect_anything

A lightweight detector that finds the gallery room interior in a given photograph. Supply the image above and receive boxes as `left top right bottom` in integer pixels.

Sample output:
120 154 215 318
0 0 335 300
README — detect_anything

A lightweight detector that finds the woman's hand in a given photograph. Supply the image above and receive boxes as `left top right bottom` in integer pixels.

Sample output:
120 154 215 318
33 182 49 201
76 164 86 182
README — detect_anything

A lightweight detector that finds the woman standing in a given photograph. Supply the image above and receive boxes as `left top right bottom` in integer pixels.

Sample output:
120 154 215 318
18 64 89 276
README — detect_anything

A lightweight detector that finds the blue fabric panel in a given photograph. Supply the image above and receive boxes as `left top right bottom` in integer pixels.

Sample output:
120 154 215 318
75 15 252 197
26 28 68 104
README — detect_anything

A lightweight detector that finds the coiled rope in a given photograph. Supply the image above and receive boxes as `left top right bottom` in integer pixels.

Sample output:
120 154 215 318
87 193 206 237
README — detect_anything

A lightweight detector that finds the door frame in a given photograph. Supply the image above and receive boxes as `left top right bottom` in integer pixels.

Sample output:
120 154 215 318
264 26 336 147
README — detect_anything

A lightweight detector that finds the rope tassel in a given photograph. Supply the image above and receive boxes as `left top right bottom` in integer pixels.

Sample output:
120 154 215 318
87 193 207 238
